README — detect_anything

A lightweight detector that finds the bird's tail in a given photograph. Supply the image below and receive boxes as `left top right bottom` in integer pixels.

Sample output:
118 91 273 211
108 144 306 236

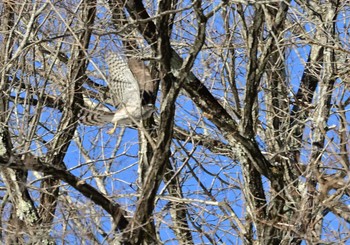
78 107 114 126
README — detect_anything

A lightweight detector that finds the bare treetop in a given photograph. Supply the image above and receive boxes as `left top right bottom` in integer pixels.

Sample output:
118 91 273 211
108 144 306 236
0 0 349 244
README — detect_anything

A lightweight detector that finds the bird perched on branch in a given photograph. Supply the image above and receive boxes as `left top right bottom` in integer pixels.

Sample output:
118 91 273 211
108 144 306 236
79 52 155 134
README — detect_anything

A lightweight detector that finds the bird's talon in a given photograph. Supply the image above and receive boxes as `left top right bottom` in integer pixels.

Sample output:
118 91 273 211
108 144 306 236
107 123 118 134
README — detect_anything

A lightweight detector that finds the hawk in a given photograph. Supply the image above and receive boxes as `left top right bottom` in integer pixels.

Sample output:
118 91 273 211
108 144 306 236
80 52 155 134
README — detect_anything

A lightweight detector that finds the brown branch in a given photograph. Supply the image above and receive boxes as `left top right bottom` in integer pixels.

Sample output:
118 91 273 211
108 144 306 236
338 104 350 169
121 0 178 242
241 5 264 138
1 153 129 231
0 1 42 242
120 0 277 181
38 0 97 227
325 200 350 223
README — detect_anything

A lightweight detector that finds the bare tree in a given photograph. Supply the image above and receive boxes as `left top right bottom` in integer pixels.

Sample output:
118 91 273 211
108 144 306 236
0 0 349 244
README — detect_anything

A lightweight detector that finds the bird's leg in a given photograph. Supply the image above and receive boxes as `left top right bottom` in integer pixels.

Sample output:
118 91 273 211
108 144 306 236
107 122 118 134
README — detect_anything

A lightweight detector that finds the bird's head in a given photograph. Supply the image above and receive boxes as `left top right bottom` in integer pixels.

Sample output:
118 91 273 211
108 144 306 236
142 104 156 119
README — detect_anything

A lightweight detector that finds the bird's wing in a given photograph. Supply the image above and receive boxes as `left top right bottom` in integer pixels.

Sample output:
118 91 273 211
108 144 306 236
105 52 141 107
